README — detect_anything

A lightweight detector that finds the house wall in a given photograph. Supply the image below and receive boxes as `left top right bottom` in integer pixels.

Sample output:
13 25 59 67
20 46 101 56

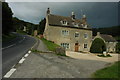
106 42 117 53
44 24 92 52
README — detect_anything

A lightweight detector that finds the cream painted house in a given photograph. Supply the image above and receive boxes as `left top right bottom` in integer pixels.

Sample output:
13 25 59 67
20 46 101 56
43 8 92 52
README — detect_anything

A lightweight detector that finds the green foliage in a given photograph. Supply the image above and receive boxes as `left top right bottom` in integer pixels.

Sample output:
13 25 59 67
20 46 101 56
97 54 112 57
12 17 25 31
2 2 13 35
116 42 120 53
92 26 120 37
13 17 37 35
31 49 41 53
38 18 46 35
41 38 60 51
16 30 27 35
90 38 106 53
92 61 120 78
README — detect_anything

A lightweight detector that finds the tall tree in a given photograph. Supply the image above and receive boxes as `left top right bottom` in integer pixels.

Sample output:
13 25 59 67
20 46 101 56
38 18 46 35
2 2 13 35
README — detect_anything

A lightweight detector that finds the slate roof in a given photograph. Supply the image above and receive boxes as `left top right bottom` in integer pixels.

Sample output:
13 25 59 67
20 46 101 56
100 34 117 42
47 14 91 30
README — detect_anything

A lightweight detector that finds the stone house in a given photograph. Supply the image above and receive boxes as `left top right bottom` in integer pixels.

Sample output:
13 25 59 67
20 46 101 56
43 8 92 52
93 32 117 53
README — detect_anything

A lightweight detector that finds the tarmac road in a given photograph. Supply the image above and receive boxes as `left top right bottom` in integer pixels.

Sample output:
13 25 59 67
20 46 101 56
2 33 36 77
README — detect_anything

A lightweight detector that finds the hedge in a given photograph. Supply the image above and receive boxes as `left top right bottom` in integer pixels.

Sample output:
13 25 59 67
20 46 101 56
90 38 106 53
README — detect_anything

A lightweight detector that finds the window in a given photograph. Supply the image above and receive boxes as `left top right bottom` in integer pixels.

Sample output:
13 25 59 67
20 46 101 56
84 44 87 48
61 43 69 49
72 22 79 27
84 25 87 28
84 33 88 39
61 20 67 25
75 32 79 37
61 30 69 35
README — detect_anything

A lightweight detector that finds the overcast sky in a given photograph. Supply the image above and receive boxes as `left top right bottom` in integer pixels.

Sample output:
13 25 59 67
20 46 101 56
7 2 118 28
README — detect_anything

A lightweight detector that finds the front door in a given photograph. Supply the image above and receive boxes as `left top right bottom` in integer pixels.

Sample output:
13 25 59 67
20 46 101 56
75 43 79 52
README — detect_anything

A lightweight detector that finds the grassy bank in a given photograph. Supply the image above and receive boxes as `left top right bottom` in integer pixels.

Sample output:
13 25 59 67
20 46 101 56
40 38 60 51
92 61 119 78
16 30 27 35
2 33 17 42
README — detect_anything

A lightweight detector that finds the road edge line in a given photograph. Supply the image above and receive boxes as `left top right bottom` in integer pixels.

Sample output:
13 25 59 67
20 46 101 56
3 36 38 78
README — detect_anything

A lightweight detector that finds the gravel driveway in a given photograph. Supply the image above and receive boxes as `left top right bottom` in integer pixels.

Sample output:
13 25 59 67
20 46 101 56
10 52 109 78
9 39 113 78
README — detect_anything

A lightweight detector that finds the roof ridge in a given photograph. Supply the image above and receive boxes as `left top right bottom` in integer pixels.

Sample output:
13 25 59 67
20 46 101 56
49 14 81 21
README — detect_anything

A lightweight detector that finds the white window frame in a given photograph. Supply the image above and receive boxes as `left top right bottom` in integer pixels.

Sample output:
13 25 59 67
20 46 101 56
75 32 79 37
61 30 69 36
61 20 68 25
84 43 87 48
61 43 70 49
84 33 88 39
84 25 88 28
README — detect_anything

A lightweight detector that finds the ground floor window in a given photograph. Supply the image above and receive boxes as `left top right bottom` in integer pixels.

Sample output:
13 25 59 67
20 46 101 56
84 43 87 48
61 43 69 49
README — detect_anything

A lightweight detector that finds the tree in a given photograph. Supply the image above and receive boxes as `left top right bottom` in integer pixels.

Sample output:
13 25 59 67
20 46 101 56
2 2 13 34
38 18 46 34
90 38 106 53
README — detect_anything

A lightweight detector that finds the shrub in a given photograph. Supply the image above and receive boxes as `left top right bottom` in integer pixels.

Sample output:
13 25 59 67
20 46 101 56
90 38 106 53
116 42 120 53
97 54 112 57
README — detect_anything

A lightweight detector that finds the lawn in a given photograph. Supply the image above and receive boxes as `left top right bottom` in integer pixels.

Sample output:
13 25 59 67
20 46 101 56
92 61 120 78
40 38 60 51
2 33 17 42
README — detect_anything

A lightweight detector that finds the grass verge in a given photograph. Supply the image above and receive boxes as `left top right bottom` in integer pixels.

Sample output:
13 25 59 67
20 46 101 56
40 38 60 51
92 61 120 78
16 30 27 35
2 33 17 42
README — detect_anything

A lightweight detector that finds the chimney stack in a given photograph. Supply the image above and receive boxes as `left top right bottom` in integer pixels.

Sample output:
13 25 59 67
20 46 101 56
71 12 75 19
97 32 100 35
82 14 87 24
47 8 50 15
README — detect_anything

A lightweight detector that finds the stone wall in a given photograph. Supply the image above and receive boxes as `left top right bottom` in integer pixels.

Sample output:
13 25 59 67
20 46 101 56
44 24 92 52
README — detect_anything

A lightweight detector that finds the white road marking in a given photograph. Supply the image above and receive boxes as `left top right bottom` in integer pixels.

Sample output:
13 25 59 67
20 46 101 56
28 51 31 54
2 36 26 50
18 57 25 64
2 44 16 50
4 68 16 78
19 37 25 43
24 54 29 58
12 65 16 68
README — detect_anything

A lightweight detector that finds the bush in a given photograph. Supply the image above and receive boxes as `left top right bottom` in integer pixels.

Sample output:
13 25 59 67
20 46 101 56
116 42 120 53
90 38 106 53
97 54 112 57
55 47 66 56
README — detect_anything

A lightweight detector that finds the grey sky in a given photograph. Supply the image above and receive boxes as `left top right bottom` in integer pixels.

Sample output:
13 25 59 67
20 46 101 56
7 2 118 28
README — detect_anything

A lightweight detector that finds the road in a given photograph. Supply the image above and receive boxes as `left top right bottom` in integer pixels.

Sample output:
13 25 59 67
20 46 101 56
9 39 109 78
2 33 36 77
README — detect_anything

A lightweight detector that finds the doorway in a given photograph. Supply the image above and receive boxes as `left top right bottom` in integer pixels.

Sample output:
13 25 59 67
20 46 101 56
75 43 79 52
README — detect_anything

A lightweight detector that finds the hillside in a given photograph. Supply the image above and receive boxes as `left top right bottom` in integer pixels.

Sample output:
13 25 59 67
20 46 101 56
92 26 120 37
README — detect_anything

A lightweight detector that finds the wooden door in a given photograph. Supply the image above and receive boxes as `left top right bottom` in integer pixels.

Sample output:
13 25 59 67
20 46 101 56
75 43 79 52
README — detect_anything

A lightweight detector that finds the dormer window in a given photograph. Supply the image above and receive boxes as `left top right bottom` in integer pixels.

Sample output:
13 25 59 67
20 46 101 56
81 24 83 27
61 20 68 25
72 22 79 27
81 24 87 28
84 25 88 28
